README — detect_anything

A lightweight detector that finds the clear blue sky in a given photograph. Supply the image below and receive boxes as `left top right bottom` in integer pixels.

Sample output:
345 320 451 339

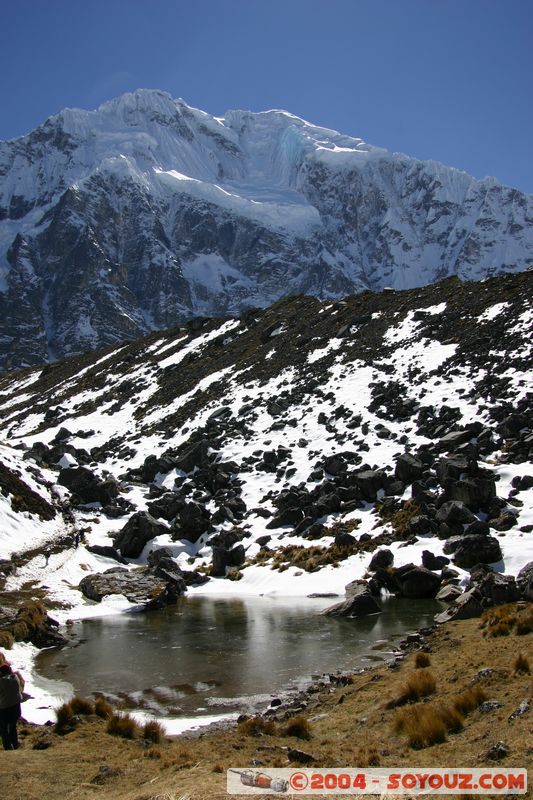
1 0 532 192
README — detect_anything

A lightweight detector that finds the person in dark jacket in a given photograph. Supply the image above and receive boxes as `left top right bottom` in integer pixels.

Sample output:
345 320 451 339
0 664 23 750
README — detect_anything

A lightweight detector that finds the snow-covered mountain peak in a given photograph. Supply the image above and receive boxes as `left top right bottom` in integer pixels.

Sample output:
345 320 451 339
0 90 532 371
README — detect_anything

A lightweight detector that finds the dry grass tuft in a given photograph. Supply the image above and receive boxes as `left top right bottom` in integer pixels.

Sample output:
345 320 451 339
414 652 431 668
480 603 533 637
94 696 113 719
144 748 162 759
55 701 74 733
0 631 14 650
486 620 513 637
435 703 465 733
280 715 312 740
512 653 530 674
383 500 422 538
515 606 533 635
394 680 489 750
354 746 381 767
452 686 488 716
389 669 436 707
70 695 94 715
394 704 447 749
238 716 276 737
143 719 166 744
106 713 141 739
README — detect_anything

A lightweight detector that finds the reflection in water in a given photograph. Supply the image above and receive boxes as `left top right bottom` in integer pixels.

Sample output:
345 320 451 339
38 596 438 719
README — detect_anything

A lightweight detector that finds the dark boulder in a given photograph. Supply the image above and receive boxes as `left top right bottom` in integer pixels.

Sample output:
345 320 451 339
86 544 128 565
147 492 185 521
58 466 118 506
353 470 387 501
368 548 394 571
436 456 474 483
394 566 442 598
266 507 305 529
445 477 496 510
395 454 424 484
444 534 503 569
439 430 472 451
334 530 357 547
435 500 477 526
323 455 346 476
323 584 382 617
422 550 450 571
474 571 520 605
173 502 211 542
405 515 435 537
464 520 491 536
208 528 246 549
174 439 210 473
211 545 246 577
489 512 518 531
146 550 210 587
114 512 168 558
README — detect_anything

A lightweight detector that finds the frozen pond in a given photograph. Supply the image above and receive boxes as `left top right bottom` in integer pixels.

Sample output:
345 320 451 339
37 595 439 724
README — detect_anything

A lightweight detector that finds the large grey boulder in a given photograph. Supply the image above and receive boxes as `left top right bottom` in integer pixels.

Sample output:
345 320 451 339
436 584 463 603
395 565 442 598
79 566 186 608
434 588 484 624
322 584 382 617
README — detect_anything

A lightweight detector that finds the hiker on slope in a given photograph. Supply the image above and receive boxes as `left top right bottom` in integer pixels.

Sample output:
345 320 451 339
0 663 24 750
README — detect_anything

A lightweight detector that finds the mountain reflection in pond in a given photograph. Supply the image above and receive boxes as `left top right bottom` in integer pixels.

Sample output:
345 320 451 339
38 596 439 719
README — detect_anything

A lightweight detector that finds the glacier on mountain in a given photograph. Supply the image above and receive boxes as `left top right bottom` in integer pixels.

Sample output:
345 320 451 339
0 88 532 370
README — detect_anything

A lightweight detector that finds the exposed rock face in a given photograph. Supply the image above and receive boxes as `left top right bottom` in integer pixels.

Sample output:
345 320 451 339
1 89 532 370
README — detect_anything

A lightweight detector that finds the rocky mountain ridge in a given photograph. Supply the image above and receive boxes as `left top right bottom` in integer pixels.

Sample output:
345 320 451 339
1 89 532 371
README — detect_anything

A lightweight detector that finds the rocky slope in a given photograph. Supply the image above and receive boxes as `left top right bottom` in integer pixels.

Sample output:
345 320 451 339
1 89 532 370
0 269 531 611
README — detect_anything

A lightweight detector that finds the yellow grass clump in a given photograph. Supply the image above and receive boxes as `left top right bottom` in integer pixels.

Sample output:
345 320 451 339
70 695 94 715
414 652 431 668
106 713 141 739
512 653 530 674
281 715 312 740
389 669 436 707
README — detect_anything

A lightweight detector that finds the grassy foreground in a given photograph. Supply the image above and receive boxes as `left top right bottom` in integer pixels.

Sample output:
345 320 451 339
0 605 531 800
